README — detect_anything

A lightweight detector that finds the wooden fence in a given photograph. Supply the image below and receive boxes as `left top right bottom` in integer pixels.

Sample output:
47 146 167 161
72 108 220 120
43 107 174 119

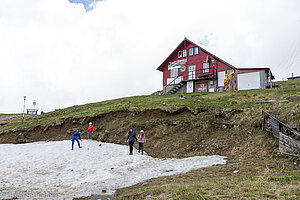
262 110 300 157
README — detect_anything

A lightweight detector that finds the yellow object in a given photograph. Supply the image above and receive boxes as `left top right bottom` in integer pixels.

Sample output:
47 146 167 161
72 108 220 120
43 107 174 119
224 70 236 91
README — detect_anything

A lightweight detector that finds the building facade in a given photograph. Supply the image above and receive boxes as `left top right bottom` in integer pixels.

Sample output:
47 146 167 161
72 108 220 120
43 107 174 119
157 38 274 94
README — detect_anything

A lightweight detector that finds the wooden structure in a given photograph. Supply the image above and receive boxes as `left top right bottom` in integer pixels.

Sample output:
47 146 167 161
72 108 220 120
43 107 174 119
262 110 300 157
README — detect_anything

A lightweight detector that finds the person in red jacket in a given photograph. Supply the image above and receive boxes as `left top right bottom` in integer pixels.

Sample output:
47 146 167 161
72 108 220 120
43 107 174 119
87 122 94 140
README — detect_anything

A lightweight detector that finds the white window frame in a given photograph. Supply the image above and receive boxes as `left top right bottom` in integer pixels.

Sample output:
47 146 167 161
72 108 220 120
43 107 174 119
170 68 178 78
194 47 199 55
178 50 182 58
183 49 187 57
189 48 194 56
188 65 196 80
203 63 209 73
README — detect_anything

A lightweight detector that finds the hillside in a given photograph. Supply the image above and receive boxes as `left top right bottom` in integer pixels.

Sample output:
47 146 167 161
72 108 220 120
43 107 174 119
0 80 300 199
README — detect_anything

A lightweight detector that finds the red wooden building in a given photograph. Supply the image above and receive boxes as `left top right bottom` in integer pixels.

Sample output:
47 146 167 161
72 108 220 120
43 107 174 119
157 38 275 94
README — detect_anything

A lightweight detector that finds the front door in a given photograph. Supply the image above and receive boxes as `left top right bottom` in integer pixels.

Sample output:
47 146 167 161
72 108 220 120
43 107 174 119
188 65 196 80
187 81 194 93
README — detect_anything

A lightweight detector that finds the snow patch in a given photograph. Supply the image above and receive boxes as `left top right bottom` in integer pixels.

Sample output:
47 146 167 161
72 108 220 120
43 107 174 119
0 140 226 199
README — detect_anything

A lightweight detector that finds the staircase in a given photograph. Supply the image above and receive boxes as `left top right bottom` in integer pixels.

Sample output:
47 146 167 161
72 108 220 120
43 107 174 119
167 81 185 94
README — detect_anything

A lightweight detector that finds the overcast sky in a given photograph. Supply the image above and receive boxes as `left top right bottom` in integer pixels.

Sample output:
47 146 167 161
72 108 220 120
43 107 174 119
0 0 299 114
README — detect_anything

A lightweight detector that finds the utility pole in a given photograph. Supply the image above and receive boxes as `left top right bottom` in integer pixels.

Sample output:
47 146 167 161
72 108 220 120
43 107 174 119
23 96 26 121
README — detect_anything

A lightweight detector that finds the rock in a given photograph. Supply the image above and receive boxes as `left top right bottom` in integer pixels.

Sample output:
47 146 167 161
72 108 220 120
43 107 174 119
192 110 199 115
180 95 187 99
223 108 232 112
233 170 239 173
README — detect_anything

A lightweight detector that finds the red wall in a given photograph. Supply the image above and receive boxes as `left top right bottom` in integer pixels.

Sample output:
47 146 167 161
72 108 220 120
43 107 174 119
161 41 233 86
197 82 208 92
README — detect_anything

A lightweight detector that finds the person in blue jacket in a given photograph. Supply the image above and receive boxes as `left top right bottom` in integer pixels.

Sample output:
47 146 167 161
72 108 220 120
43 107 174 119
72 129 82 150
125 128 137 155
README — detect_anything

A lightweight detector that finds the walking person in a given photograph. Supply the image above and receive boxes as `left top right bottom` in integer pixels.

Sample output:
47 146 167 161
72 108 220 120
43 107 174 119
87 122 94 140
125 128 137 155
72 129 82 150
137 130 146 155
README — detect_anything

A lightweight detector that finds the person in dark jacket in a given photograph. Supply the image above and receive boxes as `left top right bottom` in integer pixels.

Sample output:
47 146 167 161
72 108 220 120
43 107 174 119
125 128 137 155
72 129 82 150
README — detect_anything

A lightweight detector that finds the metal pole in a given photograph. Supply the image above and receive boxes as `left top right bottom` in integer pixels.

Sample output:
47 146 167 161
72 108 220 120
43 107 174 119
269 70 272 88
23 96 26 121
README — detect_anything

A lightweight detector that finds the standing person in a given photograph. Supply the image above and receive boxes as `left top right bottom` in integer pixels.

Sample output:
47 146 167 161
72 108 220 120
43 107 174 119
72 129 82 150
125 128 137 155
137 130 146 155
87 122 94 140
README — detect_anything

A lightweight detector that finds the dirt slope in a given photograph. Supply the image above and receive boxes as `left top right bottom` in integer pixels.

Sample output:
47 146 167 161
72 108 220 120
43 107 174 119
0 106 264 159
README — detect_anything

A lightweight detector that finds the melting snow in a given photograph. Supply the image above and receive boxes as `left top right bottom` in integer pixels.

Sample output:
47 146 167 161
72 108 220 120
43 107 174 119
0 140 226 199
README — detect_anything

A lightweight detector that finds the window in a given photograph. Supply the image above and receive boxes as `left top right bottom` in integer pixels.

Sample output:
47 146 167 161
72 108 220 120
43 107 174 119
188 65 196 80
178 51 182 58
183 49 187 57
170 68 178 78
194 47 199 55
203 63 209 73
189 48 194 56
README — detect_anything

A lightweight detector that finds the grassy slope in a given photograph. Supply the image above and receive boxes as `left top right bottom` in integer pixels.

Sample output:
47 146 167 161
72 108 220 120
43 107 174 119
1 80 300 199
1 80 299 134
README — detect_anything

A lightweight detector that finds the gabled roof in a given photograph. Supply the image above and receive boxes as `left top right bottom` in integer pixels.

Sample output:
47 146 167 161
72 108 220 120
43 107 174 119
156 38 237 71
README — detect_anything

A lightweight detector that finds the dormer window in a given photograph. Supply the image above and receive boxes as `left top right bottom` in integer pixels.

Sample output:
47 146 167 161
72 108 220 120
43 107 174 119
178 50 187 58
178 51 182 58
194 47 199 55
183 49 187 57
189 48 194 56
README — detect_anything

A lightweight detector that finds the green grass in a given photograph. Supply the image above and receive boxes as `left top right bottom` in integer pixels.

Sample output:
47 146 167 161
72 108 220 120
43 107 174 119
1 80 300 134
115 170 300 199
